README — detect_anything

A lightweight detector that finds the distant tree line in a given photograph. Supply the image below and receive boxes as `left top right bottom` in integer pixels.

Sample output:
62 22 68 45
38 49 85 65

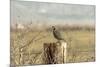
46 25 95 31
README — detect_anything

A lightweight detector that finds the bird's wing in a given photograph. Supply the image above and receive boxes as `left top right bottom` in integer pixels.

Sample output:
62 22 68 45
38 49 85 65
54 30 62 39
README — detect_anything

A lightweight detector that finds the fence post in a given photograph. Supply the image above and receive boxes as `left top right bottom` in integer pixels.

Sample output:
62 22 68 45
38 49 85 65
43 41 67 64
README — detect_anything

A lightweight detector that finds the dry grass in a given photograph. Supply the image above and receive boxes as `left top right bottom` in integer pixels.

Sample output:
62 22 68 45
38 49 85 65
10 27 95 66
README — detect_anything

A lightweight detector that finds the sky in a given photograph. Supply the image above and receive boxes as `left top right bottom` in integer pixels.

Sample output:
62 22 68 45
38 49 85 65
11 0 95 25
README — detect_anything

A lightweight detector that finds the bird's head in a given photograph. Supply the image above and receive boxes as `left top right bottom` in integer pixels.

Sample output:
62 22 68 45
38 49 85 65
52 26 56 30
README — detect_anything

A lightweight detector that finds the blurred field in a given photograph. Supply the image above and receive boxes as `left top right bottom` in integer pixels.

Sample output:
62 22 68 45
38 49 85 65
10 26 95 65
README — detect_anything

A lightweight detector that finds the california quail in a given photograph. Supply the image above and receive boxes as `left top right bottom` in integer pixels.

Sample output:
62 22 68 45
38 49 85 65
52 26 64 41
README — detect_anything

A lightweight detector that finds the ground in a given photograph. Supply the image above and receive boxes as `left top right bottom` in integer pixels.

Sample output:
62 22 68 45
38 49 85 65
10 29 95 65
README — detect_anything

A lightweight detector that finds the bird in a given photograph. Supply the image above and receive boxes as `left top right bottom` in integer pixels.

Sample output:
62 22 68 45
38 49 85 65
52 26 65 41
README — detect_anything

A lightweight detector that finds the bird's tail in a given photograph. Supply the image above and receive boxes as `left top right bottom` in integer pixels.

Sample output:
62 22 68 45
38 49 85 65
61 38 66 42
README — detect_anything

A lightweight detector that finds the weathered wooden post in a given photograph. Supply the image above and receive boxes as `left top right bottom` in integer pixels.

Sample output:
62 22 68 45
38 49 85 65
43 41 67 64
61 41 67 63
